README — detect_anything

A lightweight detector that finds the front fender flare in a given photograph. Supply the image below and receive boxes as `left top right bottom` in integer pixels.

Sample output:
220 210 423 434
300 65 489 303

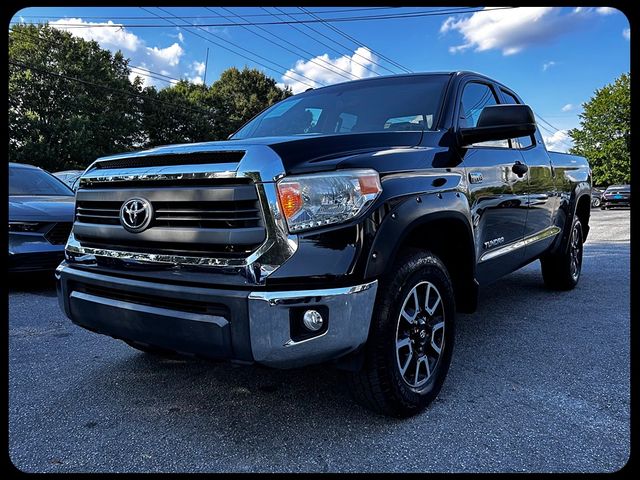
364 190 476 280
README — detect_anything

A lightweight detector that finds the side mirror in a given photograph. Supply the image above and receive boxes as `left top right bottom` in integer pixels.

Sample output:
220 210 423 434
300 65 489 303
459 104 536 146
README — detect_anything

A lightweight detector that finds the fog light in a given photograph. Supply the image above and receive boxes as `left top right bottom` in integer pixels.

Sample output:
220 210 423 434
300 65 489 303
303 310 324 332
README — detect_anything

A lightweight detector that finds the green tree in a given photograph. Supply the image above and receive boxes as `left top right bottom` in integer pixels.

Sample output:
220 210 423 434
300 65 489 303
9 24 145 171
569 73 630 186
209 66 293 139
141 81 215 147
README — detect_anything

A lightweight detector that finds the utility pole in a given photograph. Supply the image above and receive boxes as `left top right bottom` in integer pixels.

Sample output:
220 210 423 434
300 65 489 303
203 48 209 85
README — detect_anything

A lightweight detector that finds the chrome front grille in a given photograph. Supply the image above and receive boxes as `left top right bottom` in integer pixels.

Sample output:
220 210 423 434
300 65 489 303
73 181 266 257
65 144 298 284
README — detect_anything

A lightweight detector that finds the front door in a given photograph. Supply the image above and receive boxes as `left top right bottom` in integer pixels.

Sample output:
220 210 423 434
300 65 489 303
499 87 559 260
456 81 529 284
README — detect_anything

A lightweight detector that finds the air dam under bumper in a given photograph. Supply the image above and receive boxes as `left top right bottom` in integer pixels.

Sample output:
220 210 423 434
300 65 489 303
56 262 377 368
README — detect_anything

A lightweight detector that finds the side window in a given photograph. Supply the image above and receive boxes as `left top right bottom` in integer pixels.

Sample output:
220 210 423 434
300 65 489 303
459 82 509 148
500 89 534 148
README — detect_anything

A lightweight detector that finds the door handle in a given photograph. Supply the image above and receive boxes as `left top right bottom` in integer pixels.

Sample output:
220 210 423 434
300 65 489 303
512 161 528 177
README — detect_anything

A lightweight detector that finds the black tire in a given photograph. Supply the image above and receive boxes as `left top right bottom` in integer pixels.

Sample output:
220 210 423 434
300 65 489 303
540 218 584 290
348 249 456 417
123 339 177 357
592 198 600 208
601 205 607 210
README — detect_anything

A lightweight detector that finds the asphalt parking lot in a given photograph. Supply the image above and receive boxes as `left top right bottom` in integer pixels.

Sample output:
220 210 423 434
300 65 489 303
9 208 630 473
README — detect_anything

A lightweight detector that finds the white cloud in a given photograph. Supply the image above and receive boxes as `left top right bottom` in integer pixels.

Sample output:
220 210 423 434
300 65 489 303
192 61 206 76
544 129 573 152
561 103 574 112
280 47 378 94
146 43 183 67
623 28 630 40
50 18 141 52
542 61 556 71
440 7 598 56
185 61 206 85
596 7 616 15
50 18 188 88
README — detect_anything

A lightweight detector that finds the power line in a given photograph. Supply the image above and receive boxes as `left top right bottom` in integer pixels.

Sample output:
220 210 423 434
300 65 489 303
16 7 401 21
153 6 323 87
271 6 391 75
9 60 213 116
10 7 515 29
535 114 566 134
265 6 383 77
298 6 413 74
142 6 320 89
535 118 573 148
212 6 357 82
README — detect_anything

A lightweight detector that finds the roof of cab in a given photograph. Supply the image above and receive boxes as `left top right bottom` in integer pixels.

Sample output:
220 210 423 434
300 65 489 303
297 70 497 93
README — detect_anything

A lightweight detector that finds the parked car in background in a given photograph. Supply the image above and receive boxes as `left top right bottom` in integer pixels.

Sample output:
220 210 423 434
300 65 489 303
591 187 603 208
601 184 631 209
54 170 84 191
9 163 75 272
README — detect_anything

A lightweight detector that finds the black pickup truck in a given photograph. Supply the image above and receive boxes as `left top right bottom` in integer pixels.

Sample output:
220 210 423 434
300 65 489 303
57 71 591 417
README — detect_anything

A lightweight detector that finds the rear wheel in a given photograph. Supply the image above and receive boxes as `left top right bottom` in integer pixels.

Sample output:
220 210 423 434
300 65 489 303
541 218 583 290
348 250 455 417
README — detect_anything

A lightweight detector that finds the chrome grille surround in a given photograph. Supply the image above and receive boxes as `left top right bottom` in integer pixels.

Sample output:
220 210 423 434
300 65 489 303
65 144 298 284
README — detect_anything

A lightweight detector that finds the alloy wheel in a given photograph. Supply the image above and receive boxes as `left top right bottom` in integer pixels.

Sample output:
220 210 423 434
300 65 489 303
395 281 446 388
569 223 583 281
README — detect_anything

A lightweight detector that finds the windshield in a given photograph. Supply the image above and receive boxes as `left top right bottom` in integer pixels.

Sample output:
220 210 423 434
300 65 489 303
231 75 450 140
9 166 74 196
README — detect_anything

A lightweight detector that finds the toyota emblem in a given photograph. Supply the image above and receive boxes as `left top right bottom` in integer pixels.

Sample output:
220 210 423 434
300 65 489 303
120 197 153 233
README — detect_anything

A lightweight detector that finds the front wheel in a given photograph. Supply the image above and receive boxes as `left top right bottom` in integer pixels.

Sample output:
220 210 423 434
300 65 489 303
592 198 601 208
348 250 455 417
540 219 584 290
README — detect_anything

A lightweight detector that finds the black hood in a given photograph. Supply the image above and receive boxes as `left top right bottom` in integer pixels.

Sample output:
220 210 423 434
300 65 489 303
95 131 429 176
9 195 75 222
232 131 423 171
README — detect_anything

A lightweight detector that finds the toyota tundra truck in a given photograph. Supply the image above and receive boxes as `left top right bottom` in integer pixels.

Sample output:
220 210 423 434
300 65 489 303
56 71 591 417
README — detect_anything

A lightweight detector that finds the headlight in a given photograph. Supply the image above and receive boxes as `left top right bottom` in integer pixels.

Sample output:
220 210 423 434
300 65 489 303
9 222 42 232
276 169 382 233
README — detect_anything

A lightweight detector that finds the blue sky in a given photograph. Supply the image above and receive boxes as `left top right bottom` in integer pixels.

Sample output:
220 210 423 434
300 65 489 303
11 6 630 151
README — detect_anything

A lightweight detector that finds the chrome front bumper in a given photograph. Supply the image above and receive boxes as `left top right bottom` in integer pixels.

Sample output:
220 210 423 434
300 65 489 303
56 263 377 368
248 281 378 368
